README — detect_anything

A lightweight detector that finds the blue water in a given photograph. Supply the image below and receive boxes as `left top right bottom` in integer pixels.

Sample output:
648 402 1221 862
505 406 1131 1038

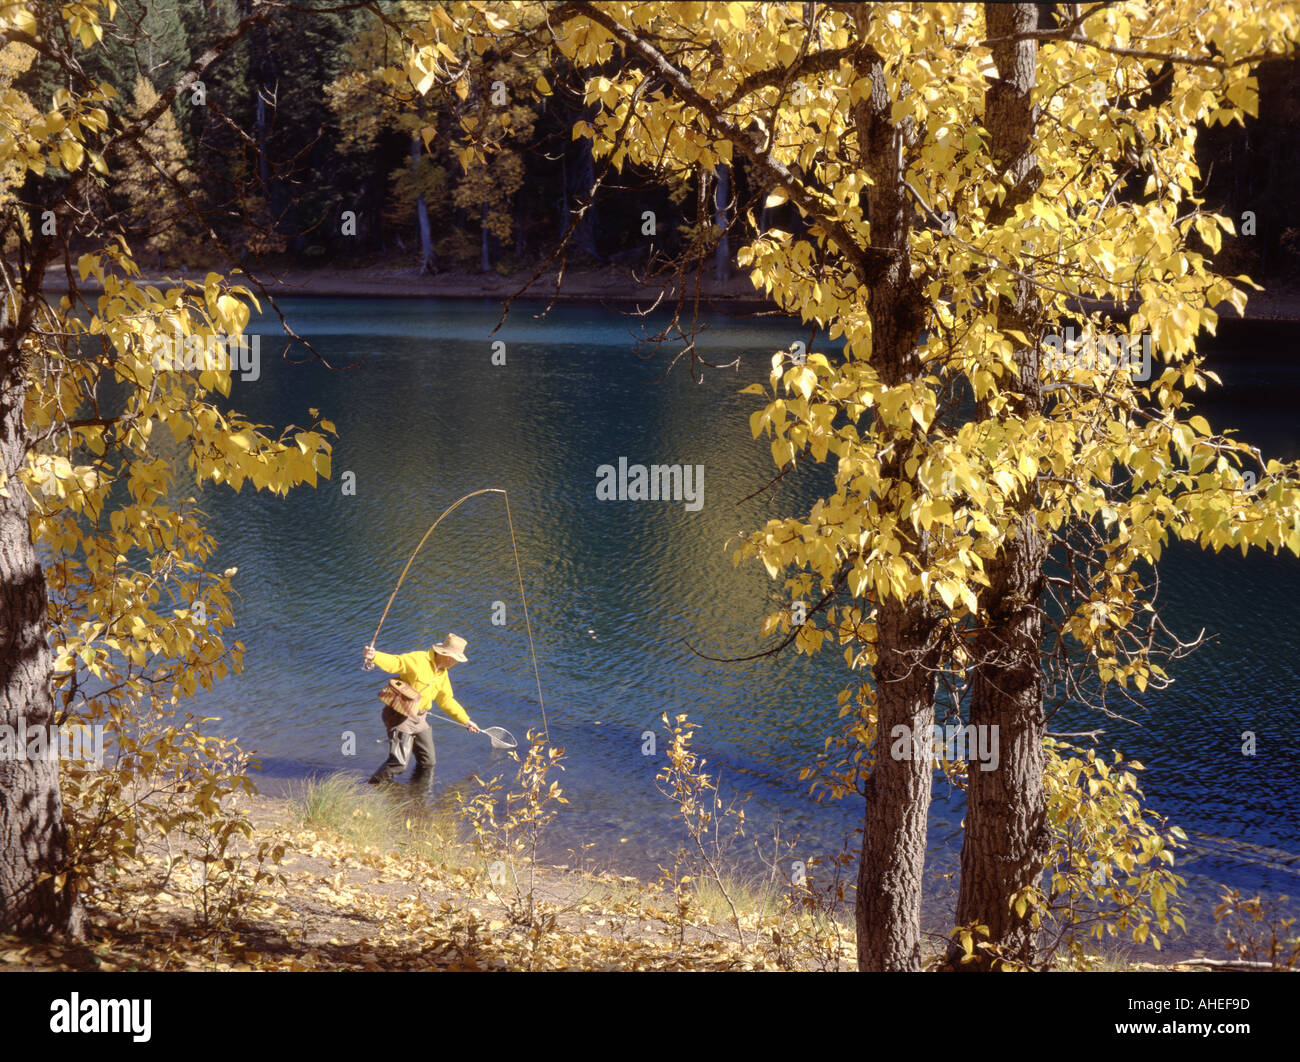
184 297 1300 958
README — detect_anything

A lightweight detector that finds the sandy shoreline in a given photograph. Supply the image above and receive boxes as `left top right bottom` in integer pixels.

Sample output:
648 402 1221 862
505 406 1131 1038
44 263 1300 322
0 783 1228 971
47 262 772 310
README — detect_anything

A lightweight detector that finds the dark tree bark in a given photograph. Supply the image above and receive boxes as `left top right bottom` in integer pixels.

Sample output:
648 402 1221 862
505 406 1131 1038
945 2 1050 971
0 345 82 939
852 20 941 972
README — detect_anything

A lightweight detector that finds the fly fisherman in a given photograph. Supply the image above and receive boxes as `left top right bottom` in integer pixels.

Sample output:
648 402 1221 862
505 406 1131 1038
365 633 481 785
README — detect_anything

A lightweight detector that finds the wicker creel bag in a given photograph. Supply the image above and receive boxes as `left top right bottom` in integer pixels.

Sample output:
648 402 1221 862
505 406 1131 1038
378 678 424 719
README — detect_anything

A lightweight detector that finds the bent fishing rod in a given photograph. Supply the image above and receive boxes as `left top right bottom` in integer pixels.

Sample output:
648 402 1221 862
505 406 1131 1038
363 488 547 740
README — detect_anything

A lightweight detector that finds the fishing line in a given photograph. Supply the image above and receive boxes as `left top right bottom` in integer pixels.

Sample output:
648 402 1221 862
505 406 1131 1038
366 488 548 739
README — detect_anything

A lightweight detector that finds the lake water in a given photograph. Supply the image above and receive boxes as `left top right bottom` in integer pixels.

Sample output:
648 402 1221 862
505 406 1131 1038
186 297 1299 959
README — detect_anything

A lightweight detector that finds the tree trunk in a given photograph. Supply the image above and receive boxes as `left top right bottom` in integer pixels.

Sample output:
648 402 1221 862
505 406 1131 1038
946 2 1049 971
0 348 82 939
570 118 598 259
857 597 939 970
559 149 569 238
515 187 527 259
255 84 271 203
852 23 939 972
480 202 491 273
713 162 731 282
411 135 435 275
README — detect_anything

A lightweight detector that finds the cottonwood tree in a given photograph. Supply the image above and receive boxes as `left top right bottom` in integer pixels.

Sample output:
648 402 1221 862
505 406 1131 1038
938 1 1300 970
0 0 331 937
399 1 1300 971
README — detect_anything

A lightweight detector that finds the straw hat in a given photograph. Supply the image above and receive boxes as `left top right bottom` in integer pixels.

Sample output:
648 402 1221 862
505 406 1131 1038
431 633 468 663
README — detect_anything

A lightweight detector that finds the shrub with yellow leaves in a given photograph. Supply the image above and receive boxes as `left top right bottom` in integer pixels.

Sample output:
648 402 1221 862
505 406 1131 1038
938 739 1187 970
1213 886 1300 971
457 730 568 966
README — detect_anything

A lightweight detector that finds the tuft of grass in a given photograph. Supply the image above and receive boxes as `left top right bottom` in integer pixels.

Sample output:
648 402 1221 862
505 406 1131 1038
400 804 469 869
285 774 475 872
287 773 400 850
581 875 646 911
692 869 784 925
1056 946 1140 971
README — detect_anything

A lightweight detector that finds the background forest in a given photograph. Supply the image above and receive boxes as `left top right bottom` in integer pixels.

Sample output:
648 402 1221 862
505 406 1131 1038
16 0 1300 285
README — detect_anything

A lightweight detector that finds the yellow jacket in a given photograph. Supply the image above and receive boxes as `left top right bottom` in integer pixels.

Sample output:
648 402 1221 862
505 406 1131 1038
372 648 470 725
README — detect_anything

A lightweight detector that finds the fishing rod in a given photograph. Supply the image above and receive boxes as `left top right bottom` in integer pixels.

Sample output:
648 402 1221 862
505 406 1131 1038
363 488 546 742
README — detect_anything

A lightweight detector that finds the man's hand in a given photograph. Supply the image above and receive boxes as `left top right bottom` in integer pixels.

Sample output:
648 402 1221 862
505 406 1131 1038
466 721 481 734
362 645 376 670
